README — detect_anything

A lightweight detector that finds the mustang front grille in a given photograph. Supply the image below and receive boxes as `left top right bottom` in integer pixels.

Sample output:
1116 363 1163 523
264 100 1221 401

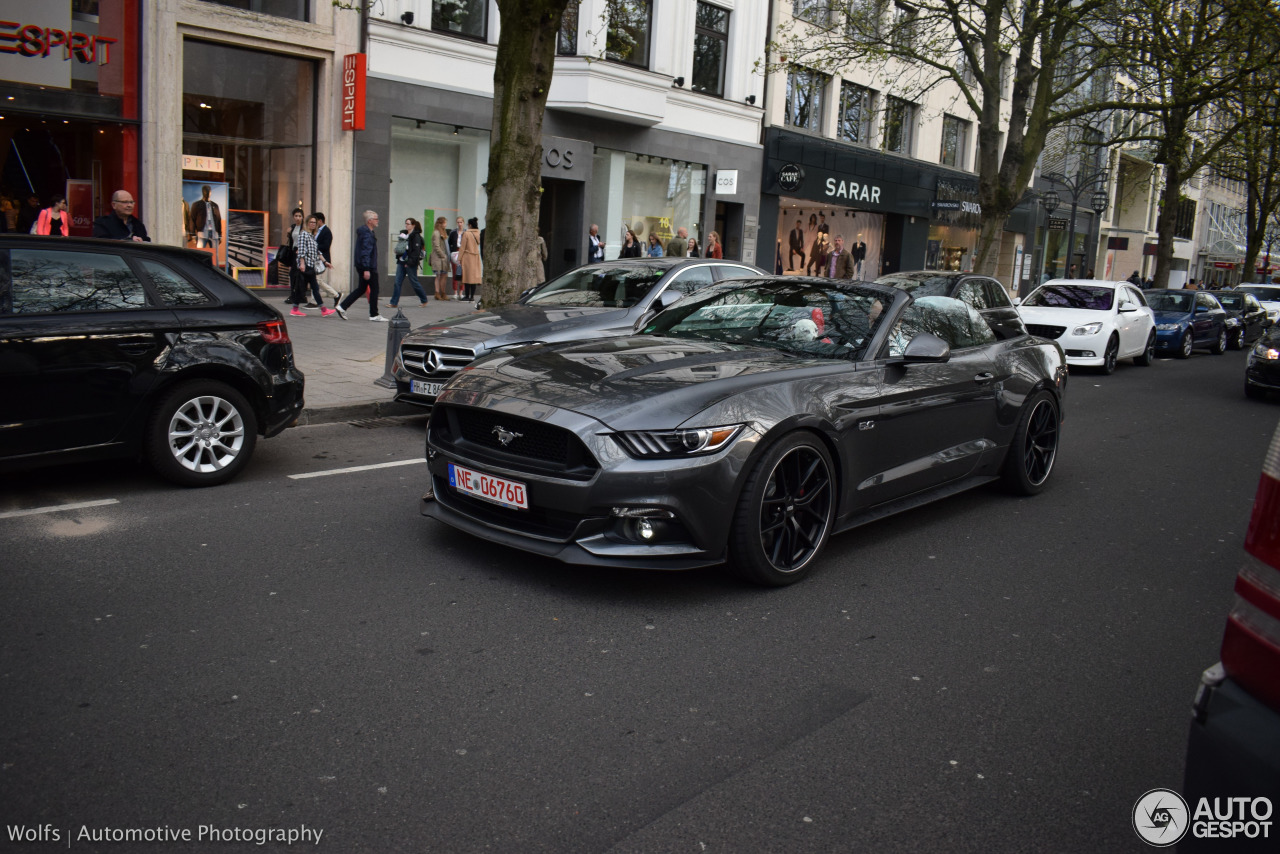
430 405 599 480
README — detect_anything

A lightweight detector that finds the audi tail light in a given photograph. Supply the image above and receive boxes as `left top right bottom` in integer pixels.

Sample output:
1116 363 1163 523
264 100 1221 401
257 319 291 345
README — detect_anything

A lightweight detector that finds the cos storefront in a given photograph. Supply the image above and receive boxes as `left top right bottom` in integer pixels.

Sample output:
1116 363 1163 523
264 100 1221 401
0 0 140 234
759 129 989 280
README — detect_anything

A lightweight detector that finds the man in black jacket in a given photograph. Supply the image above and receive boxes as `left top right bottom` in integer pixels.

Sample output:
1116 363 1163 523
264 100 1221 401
92 191 150 242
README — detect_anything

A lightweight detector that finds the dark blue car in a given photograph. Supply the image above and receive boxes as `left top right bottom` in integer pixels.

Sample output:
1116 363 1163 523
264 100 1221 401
1147 290 1228 358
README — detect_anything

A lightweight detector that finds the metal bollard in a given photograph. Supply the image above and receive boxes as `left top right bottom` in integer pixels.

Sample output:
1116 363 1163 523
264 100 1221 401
374 308 411 388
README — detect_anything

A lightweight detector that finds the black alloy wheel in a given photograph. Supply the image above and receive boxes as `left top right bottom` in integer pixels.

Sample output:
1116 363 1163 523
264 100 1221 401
1211 327 1227 355
1001 390 1060 495
1178 329 1194 359
729 432 835 586
1134 331 1156 366
1229 328 1244 350
1101 336 1119 374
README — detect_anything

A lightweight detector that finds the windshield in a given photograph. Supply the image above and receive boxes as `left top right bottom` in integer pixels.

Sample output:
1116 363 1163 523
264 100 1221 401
1024 284 1115 311
1214 293 1242 310
1239 286 1280 301
874 273 956 297
1146 292 1193 313
525 264 665 308
643 281 890 360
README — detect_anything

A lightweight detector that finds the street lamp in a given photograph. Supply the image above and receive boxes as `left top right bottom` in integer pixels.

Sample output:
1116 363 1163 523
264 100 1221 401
1045 171 1109 278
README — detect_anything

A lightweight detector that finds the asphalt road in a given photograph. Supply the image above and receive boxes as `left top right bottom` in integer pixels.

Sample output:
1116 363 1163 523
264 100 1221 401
1 347 1277 853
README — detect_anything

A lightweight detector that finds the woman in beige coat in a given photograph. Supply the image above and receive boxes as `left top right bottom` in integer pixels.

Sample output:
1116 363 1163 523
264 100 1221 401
460 217 483 302
430 216 451 300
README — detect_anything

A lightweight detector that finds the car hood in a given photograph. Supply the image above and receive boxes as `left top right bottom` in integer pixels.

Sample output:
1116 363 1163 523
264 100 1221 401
437 335 855 430
402 303 632 351
1152 310 1193 324
1017 305 1112 326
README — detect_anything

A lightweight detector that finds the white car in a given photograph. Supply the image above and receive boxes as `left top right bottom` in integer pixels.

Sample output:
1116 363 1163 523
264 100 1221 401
1015 279 1157 373
1237 284 1280 326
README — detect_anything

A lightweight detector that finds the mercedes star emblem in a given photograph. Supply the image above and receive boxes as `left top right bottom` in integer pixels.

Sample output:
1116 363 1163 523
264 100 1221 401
425 350 443 372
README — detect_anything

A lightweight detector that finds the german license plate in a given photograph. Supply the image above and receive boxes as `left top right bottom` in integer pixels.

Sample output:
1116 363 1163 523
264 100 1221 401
448 463 528 510
410 379 443 396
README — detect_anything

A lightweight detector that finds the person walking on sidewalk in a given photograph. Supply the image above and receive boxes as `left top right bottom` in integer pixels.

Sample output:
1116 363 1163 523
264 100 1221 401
311 212 341 308
295 218 336 317
336 210 386 321
390 217 429 307
449 216 465 299
430 217 451 300
284 208 309 315
92 190 150 242
666 227 689 258
460 217 483 303
35 195 69 236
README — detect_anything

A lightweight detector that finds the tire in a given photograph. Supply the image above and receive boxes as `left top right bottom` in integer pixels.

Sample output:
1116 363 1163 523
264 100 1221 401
1211 327 1227 355
1246 379 1265 400
1177 329 1193 359
1229 328 1244 351
146 380 258 487
1133 331 1156 366
1001 390 1061 496
728 432 836 587
1100 335 1119 374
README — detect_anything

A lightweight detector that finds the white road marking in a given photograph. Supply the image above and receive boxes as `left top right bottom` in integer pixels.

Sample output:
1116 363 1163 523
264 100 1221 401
0 498 120 519
288 459 427 480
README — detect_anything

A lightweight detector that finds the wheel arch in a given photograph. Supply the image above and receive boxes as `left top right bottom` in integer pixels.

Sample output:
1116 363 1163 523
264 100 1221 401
150 365 271 436
737 415 846 513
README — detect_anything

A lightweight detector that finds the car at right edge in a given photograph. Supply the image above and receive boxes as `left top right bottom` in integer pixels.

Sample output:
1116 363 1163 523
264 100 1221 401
1245 327 1280 400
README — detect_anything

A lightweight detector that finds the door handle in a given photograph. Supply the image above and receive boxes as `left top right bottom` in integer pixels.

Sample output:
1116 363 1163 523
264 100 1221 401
973 372 995 384
117 343 156 355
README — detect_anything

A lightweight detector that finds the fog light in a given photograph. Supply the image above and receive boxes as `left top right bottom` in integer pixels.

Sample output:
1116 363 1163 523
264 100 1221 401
638 519 655 540
1082 351 1095 358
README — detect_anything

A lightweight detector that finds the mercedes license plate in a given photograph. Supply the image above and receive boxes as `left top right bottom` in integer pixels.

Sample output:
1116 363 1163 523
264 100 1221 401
410 379 443 397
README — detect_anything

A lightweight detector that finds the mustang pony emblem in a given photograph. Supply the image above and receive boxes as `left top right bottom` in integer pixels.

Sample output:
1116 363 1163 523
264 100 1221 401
492 425 523 446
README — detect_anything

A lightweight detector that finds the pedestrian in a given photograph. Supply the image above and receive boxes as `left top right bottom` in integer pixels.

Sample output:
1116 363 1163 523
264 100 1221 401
620 229 642 258
312 212 342 308
588 223 605 263
283 208 308 314
828 235 856 279
34 195 69 236
390 217 429 307
293 218 335 317
646 232 664 257
1067 263 1077 279
687 236 700 257
450 215 466 299
15 193 40 234
534 229 548 281
430 216 451 300
92 191 150 241
1085 268 1095 279
336 210 386 321
1127 270 1142 286
666 227 688 258
460 216 482 303
706 231 723 259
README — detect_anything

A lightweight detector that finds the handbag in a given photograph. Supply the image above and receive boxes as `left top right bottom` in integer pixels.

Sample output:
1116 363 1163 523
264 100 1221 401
276 241 296 267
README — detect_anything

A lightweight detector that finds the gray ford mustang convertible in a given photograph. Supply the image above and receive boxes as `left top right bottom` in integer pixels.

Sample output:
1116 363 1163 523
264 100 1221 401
422 277 1067 586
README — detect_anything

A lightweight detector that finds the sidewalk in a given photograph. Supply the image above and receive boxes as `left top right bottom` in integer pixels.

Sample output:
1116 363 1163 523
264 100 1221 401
274 289 476 425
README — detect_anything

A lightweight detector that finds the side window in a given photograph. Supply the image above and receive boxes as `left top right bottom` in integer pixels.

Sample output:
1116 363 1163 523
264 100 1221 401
10 249 149 314
666 265 717 297
886 296 992 356
714 265 759 282
1196 293 1218 311
141 260 210 306
955 281 989 310
983 279 1012 308
1126 287 1147 307
1246 295 1261 312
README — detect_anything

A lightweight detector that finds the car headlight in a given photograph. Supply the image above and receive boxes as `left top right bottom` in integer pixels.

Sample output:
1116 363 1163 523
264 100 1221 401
1156 323 1181 331
1071 322 1104 336
1253 342 1280 360
613 425 744 458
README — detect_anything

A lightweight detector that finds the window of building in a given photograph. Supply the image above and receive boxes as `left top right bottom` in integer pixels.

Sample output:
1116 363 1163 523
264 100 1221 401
891 2 918 49
845 0 880 38
432 0 487 40
786 67 827 133
793 0 832 25
940 115 970 168
692 3 729 97
200 0 308 21
606 0 653 68
589 149 706 262
838 82 874 145
883 96 915 155
558 3 579 55
182 40 316 249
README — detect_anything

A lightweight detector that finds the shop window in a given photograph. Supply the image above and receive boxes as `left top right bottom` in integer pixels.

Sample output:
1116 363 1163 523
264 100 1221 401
838 82 874 145
940 115 970 168
883 96 915 155
606 0 653 68
589 149 705 261
692 3 729 97
200 0 308 20
432 0 487 40
558 3 579 55
786 67 827 133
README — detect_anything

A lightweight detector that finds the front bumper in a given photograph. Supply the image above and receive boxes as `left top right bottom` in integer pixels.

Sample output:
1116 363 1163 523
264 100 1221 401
420 400 762 570
1155 326 1190 351
1058 329 1110 366
1246 353 1280 390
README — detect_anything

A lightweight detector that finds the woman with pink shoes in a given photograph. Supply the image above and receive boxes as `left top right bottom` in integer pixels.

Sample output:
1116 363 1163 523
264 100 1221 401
291 217 336 318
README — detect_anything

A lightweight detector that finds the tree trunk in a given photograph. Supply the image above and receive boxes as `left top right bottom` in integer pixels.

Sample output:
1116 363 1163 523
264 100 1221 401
1153 162 1182 290
483 0 569 308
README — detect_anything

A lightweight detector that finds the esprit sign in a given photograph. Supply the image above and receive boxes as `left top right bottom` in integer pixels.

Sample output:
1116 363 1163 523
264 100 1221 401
342 53 366 132
0 20 116 63
0 1 115 89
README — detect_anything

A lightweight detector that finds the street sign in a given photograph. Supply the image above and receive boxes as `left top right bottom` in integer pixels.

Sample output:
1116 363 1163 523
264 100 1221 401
1047 217 1068 231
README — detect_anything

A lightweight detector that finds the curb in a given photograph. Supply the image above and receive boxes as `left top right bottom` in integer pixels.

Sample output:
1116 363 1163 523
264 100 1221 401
296 398 427 426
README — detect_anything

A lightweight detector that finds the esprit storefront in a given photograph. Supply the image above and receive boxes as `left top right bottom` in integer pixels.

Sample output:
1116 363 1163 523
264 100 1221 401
759 129 992 280
0 0 140 234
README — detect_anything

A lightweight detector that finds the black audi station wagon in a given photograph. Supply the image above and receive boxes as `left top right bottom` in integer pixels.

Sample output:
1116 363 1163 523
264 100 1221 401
422 277 1067 586
0 236 304 486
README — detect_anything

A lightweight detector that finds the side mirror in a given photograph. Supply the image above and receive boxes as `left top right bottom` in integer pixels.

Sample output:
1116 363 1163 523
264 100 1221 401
1119 302 1137 312
656 290 683 310
891 332 951 365
1012 297 1022 306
